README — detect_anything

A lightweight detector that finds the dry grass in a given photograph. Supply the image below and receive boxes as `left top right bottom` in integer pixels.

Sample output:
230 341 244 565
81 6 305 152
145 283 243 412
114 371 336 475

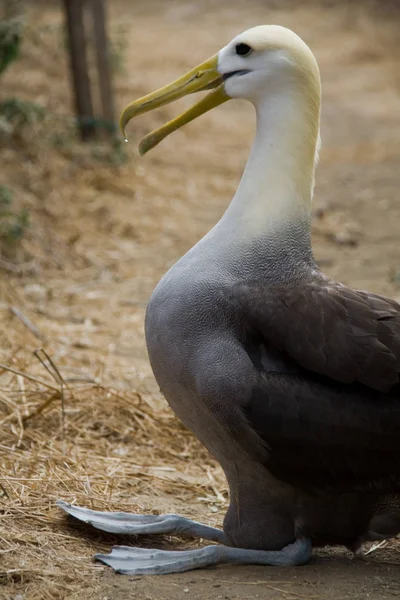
0 349 225 599
0 1 400 599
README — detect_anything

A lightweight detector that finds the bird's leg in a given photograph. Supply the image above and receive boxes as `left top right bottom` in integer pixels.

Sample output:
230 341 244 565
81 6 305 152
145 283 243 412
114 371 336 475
56 500 224 542
57 500 311 574
94 538 312 575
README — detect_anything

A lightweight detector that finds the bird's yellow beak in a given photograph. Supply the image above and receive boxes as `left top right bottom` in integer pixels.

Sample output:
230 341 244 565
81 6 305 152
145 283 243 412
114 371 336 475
120 54 228 155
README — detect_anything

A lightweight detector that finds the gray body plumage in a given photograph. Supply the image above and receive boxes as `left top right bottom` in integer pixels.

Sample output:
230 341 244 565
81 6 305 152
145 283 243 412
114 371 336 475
145 220 400 552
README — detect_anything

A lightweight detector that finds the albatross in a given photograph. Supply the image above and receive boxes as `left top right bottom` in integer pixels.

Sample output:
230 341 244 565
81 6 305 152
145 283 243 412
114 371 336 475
58 25 400 575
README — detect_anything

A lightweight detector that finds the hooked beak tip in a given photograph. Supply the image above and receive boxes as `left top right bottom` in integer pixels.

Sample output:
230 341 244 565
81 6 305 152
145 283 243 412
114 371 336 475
119 54 228 154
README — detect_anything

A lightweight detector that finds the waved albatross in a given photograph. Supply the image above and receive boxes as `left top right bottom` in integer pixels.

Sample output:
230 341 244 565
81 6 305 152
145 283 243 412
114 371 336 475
58 25 400 574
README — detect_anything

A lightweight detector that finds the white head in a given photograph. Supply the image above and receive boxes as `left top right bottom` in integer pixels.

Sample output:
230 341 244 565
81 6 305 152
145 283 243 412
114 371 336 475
120 25 321 155
218 25 320 108
120 26 322 232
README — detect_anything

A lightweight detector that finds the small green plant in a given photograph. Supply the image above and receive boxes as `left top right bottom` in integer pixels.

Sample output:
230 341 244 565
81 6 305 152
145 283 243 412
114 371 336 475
0 6 46 139
0 15 22 76
0 98 45 136
0 185 29 246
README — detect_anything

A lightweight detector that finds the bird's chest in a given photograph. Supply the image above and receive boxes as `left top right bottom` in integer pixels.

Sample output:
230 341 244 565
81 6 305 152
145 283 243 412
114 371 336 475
144 271 220 386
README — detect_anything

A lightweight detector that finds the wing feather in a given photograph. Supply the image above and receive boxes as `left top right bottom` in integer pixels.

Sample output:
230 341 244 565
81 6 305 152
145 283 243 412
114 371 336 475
239 275 400 393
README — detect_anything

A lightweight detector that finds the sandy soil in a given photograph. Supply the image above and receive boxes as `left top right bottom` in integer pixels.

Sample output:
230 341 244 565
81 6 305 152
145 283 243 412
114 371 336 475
1 1 400 599
103 558 400 600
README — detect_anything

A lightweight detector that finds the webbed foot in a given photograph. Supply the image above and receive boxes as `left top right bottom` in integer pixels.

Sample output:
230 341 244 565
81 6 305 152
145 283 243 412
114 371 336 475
95 538 312 575
56 500 224 541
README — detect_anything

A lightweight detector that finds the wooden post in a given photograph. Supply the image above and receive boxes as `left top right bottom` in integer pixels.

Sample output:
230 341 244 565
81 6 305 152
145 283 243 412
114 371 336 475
63 0 95 141
89 0 116 135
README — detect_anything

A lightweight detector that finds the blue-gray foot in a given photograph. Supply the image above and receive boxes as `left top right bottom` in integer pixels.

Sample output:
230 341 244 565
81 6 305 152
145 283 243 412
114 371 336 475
56 500 224 541
95 538 312 575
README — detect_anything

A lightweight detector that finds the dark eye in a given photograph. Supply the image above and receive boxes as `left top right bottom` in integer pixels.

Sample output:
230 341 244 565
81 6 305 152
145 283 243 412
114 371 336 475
235 43 252 57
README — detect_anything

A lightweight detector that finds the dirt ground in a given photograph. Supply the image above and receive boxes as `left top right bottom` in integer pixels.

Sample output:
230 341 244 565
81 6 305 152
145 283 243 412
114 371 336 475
1 0 400 599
